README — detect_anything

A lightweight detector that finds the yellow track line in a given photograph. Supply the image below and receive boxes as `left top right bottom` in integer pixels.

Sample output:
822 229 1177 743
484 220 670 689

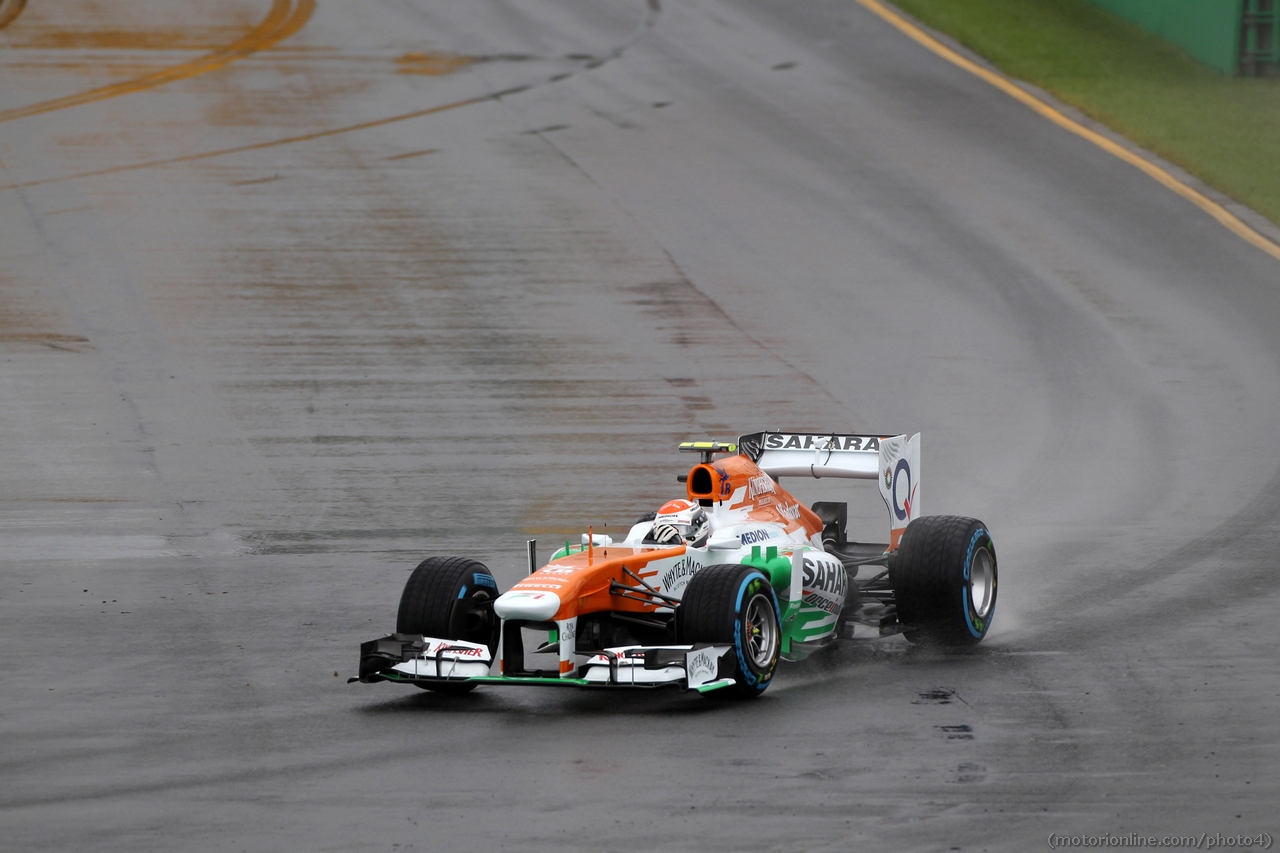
0 93 497 192
0 0 315 125
857 0 1280 264
0 0 26 32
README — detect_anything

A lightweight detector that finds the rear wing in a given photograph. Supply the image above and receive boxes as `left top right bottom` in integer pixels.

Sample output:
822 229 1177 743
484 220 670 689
738 431 921 544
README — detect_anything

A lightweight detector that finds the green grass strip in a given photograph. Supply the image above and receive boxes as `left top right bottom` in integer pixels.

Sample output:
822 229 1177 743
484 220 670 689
888 0 1280 225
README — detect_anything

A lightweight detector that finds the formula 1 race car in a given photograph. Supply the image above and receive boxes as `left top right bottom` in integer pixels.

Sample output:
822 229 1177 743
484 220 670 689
352 432 998 698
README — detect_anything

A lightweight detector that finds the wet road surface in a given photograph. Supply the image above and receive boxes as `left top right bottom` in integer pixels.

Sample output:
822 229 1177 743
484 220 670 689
2 0 1278 850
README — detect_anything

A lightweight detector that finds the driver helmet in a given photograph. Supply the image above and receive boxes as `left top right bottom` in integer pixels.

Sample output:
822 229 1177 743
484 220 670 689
650 499 710 548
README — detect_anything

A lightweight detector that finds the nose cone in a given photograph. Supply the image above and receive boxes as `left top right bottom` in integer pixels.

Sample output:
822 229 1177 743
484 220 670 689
494 590 561 622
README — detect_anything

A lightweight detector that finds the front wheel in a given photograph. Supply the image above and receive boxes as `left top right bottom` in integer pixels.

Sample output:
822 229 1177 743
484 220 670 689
679 564 780 697
397 556 500 693
888 516 997 647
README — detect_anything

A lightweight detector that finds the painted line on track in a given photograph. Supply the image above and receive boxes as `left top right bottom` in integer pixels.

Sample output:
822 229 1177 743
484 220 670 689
0 0 662 193
0 0 314 125
857 0 1280 264
0 0 26 31
0 93 499 192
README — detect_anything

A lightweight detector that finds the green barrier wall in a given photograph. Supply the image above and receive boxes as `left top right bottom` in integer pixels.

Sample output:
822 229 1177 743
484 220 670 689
1082 0 1243 73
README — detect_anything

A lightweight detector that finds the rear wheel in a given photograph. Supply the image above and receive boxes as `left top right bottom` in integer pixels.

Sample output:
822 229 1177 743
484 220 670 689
888 516 997 647
397 556 500 693
679 564 780 697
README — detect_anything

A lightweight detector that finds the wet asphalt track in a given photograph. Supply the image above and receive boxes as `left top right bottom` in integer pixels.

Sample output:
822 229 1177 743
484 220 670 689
2 0 1279 850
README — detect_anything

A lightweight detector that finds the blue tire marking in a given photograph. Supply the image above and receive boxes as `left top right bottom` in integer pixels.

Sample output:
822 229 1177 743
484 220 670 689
732 570 778 689
457 585 467 600
962 528 993 638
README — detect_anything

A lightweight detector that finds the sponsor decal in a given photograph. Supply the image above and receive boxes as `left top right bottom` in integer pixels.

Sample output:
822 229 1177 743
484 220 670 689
560 621 576 644
687 650 717 684
517 582 564 590
778 502 802 521
763 434 880 452
747 474 775 499
883 466 893 490
425 641 487 658
739 528 776 546
803 596 842 616
802 557 848 616
659 557 699 594
892 458 914 522
473 573 497 589
541 566 578 575
658 498 695 515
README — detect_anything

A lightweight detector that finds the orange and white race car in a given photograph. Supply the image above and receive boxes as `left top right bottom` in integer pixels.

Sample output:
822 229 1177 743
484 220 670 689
352 432 998 698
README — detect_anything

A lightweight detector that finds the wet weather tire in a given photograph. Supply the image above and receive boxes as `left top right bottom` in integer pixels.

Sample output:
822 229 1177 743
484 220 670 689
396 556 500 693
679 564 780 698
888 516 997 647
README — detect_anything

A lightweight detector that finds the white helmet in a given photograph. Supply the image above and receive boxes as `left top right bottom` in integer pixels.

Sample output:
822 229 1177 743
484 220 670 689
650 499 710 548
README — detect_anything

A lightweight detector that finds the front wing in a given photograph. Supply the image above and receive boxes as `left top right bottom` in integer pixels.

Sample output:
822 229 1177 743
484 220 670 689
352 634 740 694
